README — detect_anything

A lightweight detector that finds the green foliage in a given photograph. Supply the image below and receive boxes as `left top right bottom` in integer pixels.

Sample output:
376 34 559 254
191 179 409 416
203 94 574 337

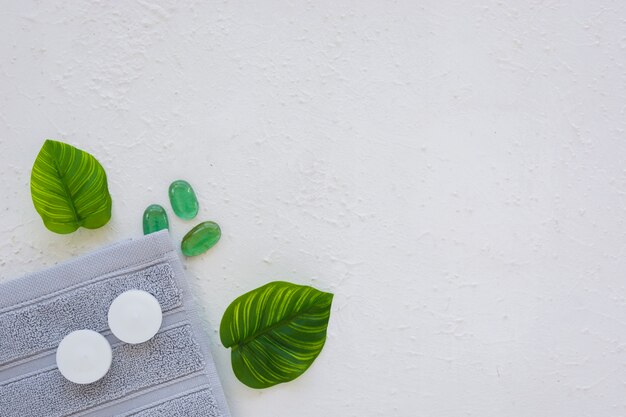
220 281 333 389
30 140 112 234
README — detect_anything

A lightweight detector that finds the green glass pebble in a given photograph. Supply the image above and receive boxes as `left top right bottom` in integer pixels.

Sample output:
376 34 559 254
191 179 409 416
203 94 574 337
181 221 221 257
143 204 169 235
169 180 199 220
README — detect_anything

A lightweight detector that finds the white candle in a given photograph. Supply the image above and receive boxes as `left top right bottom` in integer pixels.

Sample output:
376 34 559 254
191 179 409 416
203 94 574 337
56 329 112 384
108 289 162 344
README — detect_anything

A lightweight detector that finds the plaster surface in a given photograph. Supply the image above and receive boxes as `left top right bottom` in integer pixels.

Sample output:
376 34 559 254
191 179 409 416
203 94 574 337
1 2 626 416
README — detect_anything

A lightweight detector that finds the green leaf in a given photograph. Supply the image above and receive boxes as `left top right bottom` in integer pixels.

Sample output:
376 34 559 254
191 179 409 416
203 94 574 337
220 281 334 389
30 140 112 234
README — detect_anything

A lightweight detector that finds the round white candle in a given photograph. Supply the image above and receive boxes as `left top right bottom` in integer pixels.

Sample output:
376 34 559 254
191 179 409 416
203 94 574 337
56 329 112 384
108 289 162 344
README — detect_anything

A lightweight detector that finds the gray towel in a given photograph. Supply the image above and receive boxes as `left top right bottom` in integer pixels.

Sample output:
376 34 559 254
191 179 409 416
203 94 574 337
0 231 231 417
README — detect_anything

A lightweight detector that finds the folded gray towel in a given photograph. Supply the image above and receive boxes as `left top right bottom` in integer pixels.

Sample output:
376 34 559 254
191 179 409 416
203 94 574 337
0 231 231 417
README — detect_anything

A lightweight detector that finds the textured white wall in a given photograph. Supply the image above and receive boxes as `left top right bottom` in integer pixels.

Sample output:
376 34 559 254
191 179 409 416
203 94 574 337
1 1 626 416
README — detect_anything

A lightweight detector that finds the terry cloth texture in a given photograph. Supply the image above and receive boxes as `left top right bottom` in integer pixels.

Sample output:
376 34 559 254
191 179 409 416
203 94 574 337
0 231 231 417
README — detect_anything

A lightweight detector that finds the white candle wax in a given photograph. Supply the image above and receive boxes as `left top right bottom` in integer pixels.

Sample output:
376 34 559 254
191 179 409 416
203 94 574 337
108 289 162 344
56 329 112 384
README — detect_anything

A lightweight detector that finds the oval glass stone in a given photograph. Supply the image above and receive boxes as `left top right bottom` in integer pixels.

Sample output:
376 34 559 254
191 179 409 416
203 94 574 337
169 180 199 220
143 204 169 235
181 221 221 257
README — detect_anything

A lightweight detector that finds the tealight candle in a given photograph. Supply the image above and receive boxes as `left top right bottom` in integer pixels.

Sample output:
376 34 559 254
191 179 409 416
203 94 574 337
56 329 112 384
108 289 162 344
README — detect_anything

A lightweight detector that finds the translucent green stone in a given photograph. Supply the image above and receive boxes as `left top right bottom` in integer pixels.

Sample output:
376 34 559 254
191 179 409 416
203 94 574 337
169 180 199 220
143 204 169 235
181 221 221 256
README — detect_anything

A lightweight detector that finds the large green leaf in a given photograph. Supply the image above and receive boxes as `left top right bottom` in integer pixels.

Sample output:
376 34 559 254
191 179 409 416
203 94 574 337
220 281 334 389
30 140 112 234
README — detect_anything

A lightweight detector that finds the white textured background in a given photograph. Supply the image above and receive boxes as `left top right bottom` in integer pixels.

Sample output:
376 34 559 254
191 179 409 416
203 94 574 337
1 1 626 416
